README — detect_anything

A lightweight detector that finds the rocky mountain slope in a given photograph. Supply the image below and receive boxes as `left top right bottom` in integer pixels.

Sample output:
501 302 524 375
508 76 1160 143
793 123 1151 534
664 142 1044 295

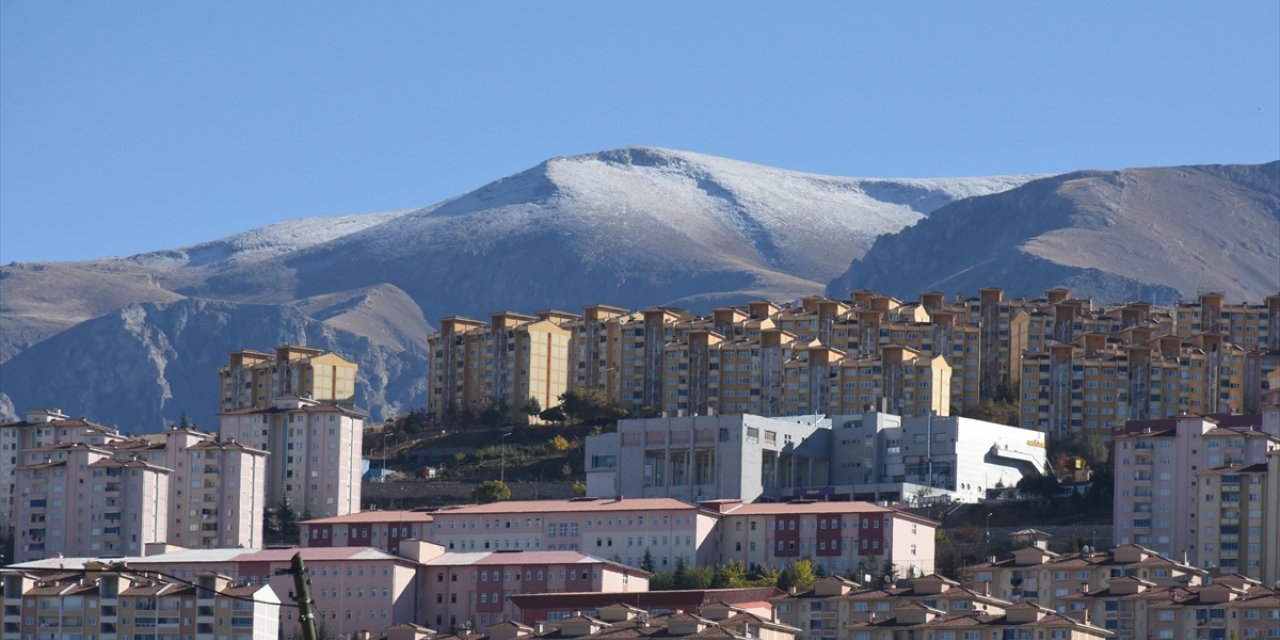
828 162 1280 304
1 147 1026 429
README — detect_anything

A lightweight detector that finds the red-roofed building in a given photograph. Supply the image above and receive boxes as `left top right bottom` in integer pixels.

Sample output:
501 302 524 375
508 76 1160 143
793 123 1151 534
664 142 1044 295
420 549 651 631
713 500 937 578
428 498 719 573
301 510 435 552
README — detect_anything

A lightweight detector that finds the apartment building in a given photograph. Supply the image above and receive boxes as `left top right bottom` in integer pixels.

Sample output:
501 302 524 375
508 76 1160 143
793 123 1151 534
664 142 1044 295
0 569 279 640
428 313 574 425
1113 414 1280 577
176 438 269 550
965 543 1207 614
300 510 435 552
827 347 952 418
218 395 364 518
709 500 937 577
1020 333 1248 437
419 549 649 631
219 345 358 412
585 414 833 503
427 497 719 572
13 442 170 562
480 603 798 640
0 408 126 538
508 587 782 626
1172 292 1280 350
769 573 1011 639
1062 573 1280 640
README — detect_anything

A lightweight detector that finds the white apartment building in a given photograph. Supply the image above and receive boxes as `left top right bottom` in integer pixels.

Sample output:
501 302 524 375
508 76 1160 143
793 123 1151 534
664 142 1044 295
218 395 364 518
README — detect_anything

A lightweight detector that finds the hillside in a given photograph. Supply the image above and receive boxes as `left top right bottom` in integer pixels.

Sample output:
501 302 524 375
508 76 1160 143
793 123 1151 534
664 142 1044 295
828 162 1280 303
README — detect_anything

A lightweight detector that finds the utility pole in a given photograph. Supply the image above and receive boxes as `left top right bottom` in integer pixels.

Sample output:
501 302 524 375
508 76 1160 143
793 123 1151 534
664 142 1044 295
281 552 318 640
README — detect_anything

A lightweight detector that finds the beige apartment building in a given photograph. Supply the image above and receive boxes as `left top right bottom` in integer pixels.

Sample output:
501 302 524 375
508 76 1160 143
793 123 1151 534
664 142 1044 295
0 409 126 539
1020 333 1248 437
0 570 280 640
828 346 952 418
428 312 573 424
425 290 1276 438
14 442 170 562
219 344 358 412
218 395 364 518
769 573 1011 640
1064 573 1280 640
1113 414 1280 577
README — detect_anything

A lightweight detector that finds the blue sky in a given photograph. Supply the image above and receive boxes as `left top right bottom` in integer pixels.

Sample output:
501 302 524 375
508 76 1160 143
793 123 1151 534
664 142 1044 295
2 1 1277 264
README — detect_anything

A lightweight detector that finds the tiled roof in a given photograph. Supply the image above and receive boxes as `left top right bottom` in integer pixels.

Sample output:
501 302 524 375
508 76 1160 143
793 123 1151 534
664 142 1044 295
301 510 434 525
431 497 697 515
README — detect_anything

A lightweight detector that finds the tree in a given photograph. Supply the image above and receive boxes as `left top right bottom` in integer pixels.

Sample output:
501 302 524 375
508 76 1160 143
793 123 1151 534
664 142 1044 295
778 559 816 592
641 549 655 573
559 387 626 425
479 402 510 429
549 435 571 452
572 480 587 496
473 480 511 503
1017 472 1061 502
178 411 193 429
712 560 750 588
672 557 690 589
524 396 542 418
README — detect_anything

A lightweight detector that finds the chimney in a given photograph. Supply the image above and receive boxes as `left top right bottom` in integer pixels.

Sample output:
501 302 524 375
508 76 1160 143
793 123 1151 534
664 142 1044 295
983 580 990 597
1079 582 1089 593
789 586 798 595
1082 607 1090 625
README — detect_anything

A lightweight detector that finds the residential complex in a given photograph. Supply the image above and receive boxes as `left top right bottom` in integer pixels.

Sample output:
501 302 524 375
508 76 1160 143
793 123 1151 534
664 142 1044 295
1 569 280 640
426 290 1280 440
1112 413 1280 578
219 345 358 412
586 412 1046 505
218 394 365 518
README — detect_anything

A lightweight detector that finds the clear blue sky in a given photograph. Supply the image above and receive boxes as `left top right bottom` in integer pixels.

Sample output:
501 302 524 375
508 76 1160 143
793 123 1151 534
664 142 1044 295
2 1 1277 264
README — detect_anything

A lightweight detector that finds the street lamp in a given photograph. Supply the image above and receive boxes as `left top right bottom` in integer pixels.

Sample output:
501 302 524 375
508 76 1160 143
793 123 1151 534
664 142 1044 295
382 433 400 482
986 512 994 545
500 432 513 485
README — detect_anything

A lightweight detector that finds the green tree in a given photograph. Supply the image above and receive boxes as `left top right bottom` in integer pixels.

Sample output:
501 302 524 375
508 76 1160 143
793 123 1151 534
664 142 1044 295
178 411 193 429
641 548 655 573
524 396 542 419
473 480 511 503
559 387 627 425
778 559 816 592
712 560 750 588
1017 472 1061 502
672 557 690 589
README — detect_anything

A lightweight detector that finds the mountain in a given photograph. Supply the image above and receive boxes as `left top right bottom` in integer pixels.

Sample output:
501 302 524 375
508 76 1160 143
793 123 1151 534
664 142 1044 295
827 162 1280 304
0 147 1028 429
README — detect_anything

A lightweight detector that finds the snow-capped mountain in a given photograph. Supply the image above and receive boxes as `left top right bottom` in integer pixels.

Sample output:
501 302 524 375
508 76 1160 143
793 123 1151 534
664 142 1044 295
0 145 1037 429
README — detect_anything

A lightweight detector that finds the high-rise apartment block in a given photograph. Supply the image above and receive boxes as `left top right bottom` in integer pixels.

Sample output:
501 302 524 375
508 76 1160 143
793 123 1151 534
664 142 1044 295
1112 413 1280 579
219 395 364 517
426 290 1279 440
0 409 126 538
14 442 170 562
219 345 357 412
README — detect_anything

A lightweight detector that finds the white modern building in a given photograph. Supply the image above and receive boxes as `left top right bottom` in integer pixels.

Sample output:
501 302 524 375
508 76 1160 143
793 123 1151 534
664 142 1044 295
585 414 832 502
586 411 1047 505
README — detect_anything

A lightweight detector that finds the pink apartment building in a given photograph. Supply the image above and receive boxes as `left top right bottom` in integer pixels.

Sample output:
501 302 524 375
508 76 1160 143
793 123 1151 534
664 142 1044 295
218 395 365 518
419 549 650 631
706 500 937 577
1113 414 1280 576
427 498 720 571
301 510 436 552
14 442 170 562
1 409 127 538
